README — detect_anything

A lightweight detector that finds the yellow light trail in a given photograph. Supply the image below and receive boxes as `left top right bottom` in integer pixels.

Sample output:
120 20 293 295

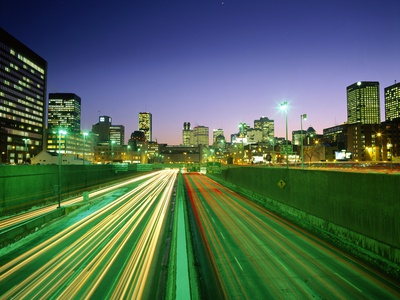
0 172 159 230
0 170 178 299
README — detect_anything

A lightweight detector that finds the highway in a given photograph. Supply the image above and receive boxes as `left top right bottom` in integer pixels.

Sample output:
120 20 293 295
0 172 157 231
0 169 178 299
184 173 400 299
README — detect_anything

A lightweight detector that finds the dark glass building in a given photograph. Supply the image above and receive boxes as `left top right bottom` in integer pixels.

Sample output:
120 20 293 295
48 93 81 133
0 28 47 163
385 82 400 121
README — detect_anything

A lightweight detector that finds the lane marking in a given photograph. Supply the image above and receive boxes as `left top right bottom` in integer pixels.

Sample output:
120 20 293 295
220 232 225 240
274 229 284 237
212 217 215 224
335 272 363 293
234 256 243 271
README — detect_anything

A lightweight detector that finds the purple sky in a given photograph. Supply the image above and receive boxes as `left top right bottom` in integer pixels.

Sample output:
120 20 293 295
3 0 400 145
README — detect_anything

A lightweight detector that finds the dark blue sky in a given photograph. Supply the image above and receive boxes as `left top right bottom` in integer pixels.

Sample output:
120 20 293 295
3 0 400 144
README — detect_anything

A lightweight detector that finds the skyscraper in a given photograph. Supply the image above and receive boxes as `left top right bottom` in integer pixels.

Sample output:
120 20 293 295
347 81 380 125
110 125 125 145
385 82 400 121
254 117 275 141
182 122 194 146
139 112 152 142
48 93 81 133
0 28 47 163
92 116 112 143
213 128 224 144
193 125 209 146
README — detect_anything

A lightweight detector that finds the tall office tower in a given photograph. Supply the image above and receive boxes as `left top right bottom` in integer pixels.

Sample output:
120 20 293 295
0 28 47 163
254 117 275 141
110 125 125 145
213 128 224 143
139 112 152 142
238 123 250 137
347 81 380 125
92 116 112 143
194 125 209 146
48 93 81 133
385 82 400 121
182 122 194 146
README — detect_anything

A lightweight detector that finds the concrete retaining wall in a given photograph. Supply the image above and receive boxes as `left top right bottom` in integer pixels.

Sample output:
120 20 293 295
210 167 400 276
0 164 145 216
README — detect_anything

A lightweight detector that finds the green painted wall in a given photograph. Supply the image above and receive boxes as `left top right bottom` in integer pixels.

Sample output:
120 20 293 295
211 167 400 266
0 164 146 215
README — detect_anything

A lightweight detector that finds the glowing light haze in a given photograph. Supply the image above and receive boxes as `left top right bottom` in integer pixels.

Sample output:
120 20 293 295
3 1 399 144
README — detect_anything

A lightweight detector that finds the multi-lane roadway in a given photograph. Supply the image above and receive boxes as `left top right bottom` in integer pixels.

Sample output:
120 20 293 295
184 173 400 299
1 169 399 299
0 169 178 299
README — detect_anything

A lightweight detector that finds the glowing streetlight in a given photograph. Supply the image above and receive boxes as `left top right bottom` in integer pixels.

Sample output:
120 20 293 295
111 140 116 163
83 132 88 165
22 138 30 162
57 129 67 208
300 114 307 169
280 102 289 169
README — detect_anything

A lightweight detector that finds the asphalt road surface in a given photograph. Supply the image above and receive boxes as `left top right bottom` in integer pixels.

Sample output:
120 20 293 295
184 173 400 299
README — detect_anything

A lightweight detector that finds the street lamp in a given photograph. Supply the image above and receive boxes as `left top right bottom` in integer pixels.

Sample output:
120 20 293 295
57 129 67 208
111 140 116 163
83 132 88 165
377 132 382 161
280 102 289 169
22 138 30 162
300 114 307 169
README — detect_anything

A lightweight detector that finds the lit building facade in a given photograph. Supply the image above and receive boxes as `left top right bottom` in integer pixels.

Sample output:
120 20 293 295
254 117 274 142
92 116 112 143
213 128 224 144
385 82 400 121
139 112 152 142
48 93 81 133
110 125 125 146
0 28 47 163
347 81 380 125
182 122 194 146
193 125 209 146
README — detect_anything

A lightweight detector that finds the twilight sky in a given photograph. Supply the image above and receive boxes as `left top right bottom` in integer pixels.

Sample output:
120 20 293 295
3 0 400 145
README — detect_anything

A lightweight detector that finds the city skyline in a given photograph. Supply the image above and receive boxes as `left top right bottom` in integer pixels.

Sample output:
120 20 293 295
2 1 399 144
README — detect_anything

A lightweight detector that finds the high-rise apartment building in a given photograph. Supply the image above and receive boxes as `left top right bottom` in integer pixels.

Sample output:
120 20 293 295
139 112 152 142
0 28 47 163
347 81 380 125
48 93 81 133
254 117 274 142
385 82 400 121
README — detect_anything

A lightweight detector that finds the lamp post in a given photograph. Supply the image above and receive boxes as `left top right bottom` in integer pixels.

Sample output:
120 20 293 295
57 129 67 208
280 102 289 169
377 132 382 161
83 132 88 165
22 138 30 162
300 114 307 169
111 140 116 163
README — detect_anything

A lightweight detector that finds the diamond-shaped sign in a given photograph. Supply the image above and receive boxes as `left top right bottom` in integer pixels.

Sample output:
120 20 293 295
277 180 286 189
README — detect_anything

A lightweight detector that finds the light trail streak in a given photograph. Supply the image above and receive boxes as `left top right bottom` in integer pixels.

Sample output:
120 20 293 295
0 170 178 298
0 172 159 230
184 173 400 299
